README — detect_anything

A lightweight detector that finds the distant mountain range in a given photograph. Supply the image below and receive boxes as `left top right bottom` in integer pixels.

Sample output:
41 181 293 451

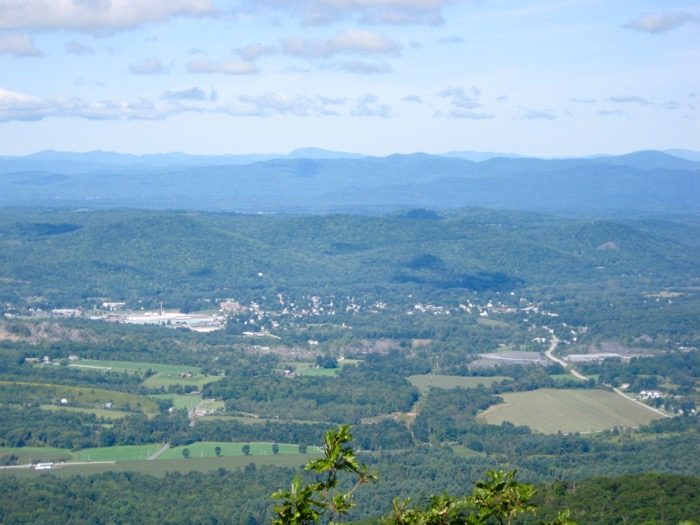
0 149 698 215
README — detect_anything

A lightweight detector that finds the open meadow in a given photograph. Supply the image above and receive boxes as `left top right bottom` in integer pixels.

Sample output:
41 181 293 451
479 388 664 434
407 374 509 394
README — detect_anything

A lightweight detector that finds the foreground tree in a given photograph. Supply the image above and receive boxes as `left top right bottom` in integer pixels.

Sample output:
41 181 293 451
272 425 576 525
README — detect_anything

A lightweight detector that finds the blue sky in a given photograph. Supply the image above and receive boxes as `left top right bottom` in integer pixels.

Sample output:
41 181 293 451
0 0 698 156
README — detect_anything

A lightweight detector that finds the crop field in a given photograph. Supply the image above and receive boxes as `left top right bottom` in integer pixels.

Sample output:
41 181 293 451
71 444 162 462
407 374 510 394
142 372 220 389
160 442 320 460
0 446 73 464
70 359 200 375
69 359 222 389
0 381 159 414
479 388 665 434
0 453 321 478
40 404 132 419
150 393 201 410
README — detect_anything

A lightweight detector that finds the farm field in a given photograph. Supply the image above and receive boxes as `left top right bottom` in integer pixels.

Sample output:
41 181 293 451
69 359 222 389
40 404 132 419
479 388 665 434
69 359 197 375
160 442 320 460
0 381 159 415
71 444 162 462
0 453 322 478
0 446 73 464
150 393 201 410
407 374 509 394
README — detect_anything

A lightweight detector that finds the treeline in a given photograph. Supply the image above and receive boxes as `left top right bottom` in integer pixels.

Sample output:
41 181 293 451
204 367 419 424
0 406 413 452
1 465 698 525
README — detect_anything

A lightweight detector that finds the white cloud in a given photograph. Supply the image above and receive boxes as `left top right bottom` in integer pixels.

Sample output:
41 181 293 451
129 57 167 75
519 109 557 120
187 58 258 75
281 29 400 58
330 60 391 73
249 0 457 25
0 0 217 32
351 94 391 117
0 33 42 57
597 109 626 117
0 86 215 121
438 86 481 109
0 87 50 120
570 97 595 104
237 43 276 61
402 95 425 103
65 40 95 55
608 95 653 106
444 109 494 119
161 87 208 101
624 11 698 34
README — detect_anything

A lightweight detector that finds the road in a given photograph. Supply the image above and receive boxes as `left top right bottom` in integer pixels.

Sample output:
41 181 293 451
544 336 588 380
544 336 669 418
148 443 170 460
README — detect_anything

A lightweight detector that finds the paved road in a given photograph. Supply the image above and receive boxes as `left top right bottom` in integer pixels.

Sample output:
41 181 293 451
544 335 669 418
544 336 588 380
148 443 170 460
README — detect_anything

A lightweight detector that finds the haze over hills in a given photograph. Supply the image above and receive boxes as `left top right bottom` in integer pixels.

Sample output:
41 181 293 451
0 149 698 216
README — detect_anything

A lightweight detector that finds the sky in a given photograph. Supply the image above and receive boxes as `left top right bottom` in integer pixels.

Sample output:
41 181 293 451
0 0 698 157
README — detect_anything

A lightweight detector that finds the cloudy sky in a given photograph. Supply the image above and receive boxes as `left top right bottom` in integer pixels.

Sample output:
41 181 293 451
0 0 698 156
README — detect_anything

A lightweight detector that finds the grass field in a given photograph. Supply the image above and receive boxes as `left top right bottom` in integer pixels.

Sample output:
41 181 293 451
69 359 223 389
71 444 162 462
40 404 132 419
150 393 201 410
0 446 73 464
0 381 159 414
160 442 320 460
70 359 199 375
479 388 664 434
407 374 510 394
476 318 511 328
0 453 321 478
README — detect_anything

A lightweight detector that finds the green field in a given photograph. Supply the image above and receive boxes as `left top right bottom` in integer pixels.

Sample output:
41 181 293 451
160 442 320 460
479 388 665 434
407 374 510 394
70 359 200 375
476 318 511 328
71 444 162 462
69 359 222 389
0 381 159 414
40 404 132 419
0 446 73 464
150 393 201 410
0 453 321 478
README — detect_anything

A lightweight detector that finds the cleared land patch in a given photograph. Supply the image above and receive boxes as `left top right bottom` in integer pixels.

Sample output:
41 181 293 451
0 381 159 415
40 404 132 419
71 444 161 462
479 388 664 434
160 442 320 460
407 374 509 394
69 359 222 389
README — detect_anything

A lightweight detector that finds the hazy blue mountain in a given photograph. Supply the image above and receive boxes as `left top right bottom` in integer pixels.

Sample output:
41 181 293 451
665 149 700 162
286 147 365 159
442 151 525 162
0 151 697 215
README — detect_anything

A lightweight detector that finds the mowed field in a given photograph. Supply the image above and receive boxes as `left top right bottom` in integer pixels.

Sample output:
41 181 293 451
479 388 664 434
407 374 509 394
69 359 221 389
